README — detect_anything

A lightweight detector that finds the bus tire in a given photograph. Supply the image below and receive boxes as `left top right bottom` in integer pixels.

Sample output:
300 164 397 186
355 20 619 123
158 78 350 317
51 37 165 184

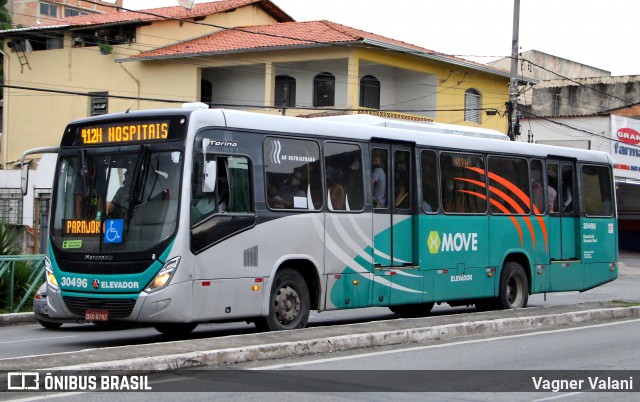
257 268 310 331
497 261 529 309
389 302 434 317
153 322 198 336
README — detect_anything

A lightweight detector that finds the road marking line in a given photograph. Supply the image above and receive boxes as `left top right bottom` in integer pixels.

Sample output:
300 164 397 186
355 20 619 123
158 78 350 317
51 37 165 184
0 335 77 345
253 318 640 369
5 391 86 401
534 391 584 401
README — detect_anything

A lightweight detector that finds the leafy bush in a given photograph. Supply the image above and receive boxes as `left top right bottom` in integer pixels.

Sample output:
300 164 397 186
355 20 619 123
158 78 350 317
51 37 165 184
0 221 19 256
0 261 35 312
0 222 38 312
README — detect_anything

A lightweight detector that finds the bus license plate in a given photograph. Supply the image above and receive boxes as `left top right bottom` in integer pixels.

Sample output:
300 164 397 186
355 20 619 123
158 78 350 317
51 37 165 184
85 310 109 321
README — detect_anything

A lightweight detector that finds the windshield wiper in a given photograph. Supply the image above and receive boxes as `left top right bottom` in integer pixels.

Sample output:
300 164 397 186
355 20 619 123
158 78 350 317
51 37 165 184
125 145 151 226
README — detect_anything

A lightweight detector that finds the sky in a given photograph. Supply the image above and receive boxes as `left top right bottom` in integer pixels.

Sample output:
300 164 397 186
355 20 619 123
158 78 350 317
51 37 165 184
119 0 639 77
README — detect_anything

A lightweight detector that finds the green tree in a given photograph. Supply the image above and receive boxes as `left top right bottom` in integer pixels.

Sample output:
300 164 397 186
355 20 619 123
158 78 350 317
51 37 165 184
0 0 12 30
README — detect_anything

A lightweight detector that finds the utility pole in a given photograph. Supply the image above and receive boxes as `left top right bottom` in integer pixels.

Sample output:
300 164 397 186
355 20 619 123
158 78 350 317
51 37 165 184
508 0 520 141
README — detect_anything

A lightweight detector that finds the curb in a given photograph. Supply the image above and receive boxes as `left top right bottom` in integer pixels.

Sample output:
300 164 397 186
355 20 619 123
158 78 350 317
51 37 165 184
53 306 640 371
0 312 36 326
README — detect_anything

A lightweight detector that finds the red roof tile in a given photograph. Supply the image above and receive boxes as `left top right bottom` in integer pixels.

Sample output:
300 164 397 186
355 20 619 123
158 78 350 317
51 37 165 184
129 20 439 58
124 20 507 77
40 0 293 27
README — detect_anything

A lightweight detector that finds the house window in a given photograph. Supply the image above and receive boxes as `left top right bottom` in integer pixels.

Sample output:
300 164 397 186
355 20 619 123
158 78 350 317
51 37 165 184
359 75 380 109
64 7 80 17
89 92 108 116
313 72 335 107
464 88 481 123
275 75 296 108
0 189 23 225
40 2 58 18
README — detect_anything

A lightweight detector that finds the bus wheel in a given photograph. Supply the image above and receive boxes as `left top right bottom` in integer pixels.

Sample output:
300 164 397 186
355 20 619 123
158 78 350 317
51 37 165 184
258 268 310 331
389 303 434 317
498 262 529 309
153 323 198 336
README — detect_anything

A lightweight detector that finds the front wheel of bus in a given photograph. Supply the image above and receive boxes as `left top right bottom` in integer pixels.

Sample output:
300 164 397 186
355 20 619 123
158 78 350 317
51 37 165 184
498 262 529 309
256 268 310 331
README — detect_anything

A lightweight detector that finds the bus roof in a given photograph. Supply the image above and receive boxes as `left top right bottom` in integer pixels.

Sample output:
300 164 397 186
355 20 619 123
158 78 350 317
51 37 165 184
69 107 613 165
209 109 613 165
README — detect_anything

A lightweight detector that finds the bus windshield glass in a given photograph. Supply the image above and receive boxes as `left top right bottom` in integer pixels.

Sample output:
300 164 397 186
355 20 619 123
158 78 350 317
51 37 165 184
51 148 183 253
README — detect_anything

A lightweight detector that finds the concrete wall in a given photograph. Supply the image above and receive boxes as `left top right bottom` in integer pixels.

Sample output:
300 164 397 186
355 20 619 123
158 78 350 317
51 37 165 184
521 75 640 117
489 49 611 80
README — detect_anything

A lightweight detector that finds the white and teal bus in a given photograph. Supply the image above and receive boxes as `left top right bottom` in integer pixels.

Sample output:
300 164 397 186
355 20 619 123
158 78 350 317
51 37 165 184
22 104 618 335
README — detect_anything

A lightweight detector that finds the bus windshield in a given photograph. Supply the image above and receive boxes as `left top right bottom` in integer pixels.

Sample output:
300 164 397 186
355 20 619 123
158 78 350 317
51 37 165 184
51 147 182 253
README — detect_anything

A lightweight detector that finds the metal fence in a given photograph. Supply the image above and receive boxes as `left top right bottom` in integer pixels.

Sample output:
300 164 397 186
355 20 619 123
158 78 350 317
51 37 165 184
0 255 45 312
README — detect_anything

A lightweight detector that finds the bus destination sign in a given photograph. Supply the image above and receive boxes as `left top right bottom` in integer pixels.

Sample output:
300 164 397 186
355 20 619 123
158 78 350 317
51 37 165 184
79 121 170 145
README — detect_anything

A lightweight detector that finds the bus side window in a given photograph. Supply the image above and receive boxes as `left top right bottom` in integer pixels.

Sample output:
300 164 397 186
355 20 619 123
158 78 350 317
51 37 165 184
547 164 559 213
530 159 545 214
264 137 322 211
394 150 410 209
420 150 438 213
488 156 530 215
371 148 388 208
441 152 486 214
324 142 364 212
582 164 613 216
191 155 251 225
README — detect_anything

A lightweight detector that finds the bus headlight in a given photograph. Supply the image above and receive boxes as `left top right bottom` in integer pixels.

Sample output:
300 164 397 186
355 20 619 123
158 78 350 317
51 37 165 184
145 257 181 293
45 257 58 290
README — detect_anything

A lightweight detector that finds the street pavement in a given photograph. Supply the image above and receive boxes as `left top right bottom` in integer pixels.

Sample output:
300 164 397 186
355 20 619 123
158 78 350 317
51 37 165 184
1 251 638 371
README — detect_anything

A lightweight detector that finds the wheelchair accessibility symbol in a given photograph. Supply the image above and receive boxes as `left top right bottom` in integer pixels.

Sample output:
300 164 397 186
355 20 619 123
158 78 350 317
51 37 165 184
104 219 123 244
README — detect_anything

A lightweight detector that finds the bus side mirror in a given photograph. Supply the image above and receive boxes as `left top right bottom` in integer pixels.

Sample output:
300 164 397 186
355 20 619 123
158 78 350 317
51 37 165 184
203 160 217 193
21 163 29 196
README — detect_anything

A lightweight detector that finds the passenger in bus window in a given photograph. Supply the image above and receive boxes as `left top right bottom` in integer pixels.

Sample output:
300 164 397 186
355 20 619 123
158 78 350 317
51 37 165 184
395 182 408 208
328 169 346 210
394 157 409 209
371 152 387 208
548 185 558 212
531 180 545 212
267 182 291 209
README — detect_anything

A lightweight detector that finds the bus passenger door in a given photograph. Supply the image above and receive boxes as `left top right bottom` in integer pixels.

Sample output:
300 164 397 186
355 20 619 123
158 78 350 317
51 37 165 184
548 160 578 261
547 159 580 290
370 143 418 306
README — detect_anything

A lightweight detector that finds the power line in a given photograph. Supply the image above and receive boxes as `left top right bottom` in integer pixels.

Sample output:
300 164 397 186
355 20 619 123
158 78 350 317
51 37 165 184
1 83 506 115
519 57 637 108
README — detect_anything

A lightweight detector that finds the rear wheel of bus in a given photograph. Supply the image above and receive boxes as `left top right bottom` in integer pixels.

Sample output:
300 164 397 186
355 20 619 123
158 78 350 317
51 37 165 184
497 261 529 309
256 268 310 331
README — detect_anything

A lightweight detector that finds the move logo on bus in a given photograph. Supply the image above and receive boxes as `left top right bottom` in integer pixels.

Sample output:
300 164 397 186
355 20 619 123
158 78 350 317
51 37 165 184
617 127 640 145
427 231 478 254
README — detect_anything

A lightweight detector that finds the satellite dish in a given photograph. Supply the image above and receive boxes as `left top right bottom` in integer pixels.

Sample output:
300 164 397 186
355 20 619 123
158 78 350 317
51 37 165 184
177 0 195 10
